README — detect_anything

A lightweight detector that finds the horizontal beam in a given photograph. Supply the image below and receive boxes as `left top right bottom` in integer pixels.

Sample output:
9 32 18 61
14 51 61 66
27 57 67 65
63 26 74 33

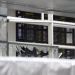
54 44 75 49
53 21 75 28
7 16 51 25
8 41 58 48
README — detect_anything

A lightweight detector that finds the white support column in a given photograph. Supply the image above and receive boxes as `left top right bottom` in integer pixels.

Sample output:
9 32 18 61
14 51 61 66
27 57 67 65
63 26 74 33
48 14 53 45
48 13 54 58
41 13 44 20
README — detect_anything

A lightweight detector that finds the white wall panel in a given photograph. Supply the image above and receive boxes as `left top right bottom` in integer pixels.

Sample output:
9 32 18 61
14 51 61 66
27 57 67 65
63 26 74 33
8 9 16 41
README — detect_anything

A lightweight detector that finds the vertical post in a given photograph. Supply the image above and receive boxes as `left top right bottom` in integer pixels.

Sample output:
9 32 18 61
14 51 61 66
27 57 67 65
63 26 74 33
48 13 54 58
48 14 53 45
41 13 44 20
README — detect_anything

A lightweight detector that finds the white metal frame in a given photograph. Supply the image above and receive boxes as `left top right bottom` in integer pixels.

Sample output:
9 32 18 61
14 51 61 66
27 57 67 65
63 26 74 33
7 14 57 58
7 13 75 50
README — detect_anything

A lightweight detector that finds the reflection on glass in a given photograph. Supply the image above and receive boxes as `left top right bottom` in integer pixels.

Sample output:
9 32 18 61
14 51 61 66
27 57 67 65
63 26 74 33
27 30 34 40
66 33 72 44
54 32 59 43
0 43 7 56
48 47 58 58
0 16 7 41
36 31 42 42
18 23 22 27
43 31 47 42
18 28 22 39
53 47 58 58
59 28 65 32
38 26 42 29
43 26 47 29
27 24 34 28
61 33 65 44
23 29 24 39
54 27 59 31
66 28 72 32
62 28 65 32
74 30 75 44
9 43 58 58
18 16 22 18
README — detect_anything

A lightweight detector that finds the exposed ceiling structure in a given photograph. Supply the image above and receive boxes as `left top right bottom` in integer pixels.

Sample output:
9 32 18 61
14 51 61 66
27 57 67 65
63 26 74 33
0 0 75 17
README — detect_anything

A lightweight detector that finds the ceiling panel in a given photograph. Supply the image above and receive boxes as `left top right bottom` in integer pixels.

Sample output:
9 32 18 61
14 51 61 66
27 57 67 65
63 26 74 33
5 0 75 9
1 0 75 17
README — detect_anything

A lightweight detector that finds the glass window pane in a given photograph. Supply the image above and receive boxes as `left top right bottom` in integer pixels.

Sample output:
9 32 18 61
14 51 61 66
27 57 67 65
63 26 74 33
0 16 7 41
0 43 7 56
